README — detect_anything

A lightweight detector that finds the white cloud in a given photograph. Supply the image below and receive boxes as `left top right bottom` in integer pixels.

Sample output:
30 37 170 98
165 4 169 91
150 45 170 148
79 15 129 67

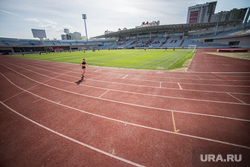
62 25 73 31
25 18 39 22
0 9 18 16
38 19 58 29
0 0 249 39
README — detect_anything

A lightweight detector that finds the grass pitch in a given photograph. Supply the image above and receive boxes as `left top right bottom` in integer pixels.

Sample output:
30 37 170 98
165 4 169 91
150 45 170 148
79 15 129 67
8 49 194 70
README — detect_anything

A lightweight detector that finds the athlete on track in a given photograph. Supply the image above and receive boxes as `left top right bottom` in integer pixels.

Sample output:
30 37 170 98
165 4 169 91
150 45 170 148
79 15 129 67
80 58 86 81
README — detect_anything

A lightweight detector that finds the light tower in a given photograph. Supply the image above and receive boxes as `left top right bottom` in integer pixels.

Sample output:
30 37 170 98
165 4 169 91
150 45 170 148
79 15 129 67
82 14 88 42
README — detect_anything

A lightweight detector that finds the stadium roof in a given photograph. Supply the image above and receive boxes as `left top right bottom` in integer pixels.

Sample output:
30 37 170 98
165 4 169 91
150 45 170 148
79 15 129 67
94 21 241 38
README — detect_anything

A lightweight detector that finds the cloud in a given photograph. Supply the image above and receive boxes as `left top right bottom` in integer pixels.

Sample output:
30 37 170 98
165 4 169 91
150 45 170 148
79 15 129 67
25 18 39 22
1 0 249 39
0 9 18 16
62 25 73 31
39 19 58 29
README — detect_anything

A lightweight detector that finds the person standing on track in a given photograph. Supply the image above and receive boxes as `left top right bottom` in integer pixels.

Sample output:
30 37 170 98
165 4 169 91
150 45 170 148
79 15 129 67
80 58 86 81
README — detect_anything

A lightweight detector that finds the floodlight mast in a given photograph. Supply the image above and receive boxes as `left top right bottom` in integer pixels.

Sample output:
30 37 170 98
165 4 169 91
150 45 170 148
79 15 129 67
82 14 88 42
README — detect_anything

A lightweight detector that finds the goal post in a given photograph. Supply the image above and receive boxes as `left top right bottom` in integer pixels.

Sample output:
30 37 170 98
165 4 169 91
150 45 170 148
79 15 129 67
188 45 196 52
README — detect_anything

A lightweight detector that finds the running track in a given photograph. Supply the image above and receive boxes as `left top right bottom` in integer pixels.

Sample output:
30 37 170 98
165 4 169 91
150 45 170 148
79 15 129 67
0 49 250 166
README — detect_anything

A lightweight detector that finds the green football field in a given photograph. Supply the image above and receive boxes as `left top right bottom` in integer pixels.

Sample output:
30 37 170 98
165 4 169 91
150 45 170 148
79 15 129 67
8 49 194 70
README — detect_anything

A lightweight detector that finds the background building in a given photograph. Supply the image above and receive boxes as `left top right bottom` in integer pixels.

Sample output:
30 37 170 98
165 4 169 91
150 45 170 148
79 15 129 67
211 8 248 23
186 1 217 23
135 21 160 28
61 29 82 40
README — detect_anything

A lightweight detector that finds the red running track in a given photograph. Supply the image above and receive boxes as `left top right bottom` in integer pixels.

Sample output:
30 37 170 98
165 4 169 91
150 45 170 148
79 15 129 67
0 49 250 167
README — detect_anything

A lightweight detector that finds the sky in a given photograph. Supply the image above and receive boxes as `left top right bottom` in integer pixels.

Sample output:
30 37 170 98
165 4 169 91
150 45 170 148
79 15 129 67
0 0 249 40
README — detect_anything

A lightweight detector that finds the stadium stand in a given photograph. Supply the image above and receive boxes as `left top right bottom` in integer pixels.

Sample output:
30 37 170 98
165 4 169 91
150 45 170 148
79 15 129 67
0 21 249 54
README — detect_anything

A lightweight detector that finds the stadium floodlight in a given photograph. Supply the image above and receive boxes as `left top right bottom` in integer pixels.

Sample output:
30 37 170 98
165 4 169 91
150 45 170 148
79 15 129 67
82 14 88 42
31 29 46 40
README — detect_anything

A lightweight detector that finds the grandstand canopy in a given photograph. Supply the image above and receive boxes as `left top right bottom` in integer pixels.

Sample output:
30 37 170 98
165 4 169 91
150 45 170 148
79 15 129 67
94 21 241 38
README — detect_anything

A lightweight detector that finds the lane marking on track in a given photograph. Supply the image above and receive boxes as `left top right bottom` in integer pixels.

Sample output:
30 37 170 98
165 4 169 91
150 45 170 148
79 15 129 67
2 60 250 89
8 62 249 105
98 90 110 98
122 75 128 79
3 61 250 100
196 75 203 80
1 73 250 150
227 93 246 104
0 101 145 167
171 111 180 133
2 56 250 76
2 78 52 103
178 83 183 90
1 65 250 123
2 90 26 103
1 69 72 103
214 73 234 82
56 68 250 83
4 63 237 104
94 69 102 72
33 98 43 103
160 82 162 88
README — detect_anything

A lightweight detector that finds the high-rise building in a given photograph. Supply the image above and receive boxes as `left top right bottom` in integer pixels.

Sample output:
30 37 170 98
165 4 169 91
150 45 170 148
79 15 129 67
70 32 81 40
61 29 81 40
186 1 217 23
211 8 248 23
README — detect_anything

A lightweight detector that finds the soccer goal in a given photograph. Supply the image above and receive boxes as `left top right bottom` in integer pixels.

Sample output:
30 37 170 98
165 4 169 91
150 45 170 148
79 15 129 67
188 45 196 52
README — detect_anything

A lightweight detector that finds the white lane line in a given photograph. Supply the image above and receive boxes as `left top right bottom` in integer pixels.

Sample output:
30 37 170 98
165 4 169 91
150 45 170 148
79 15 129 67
3 57 250 79
69 70 250 83
10 62 249 105
1 73 249 150
57 68 250 82
0 101 145 167
122 75 128 79
9 55 249 74
227 93 246 104
2 60 250 93
3 60 250 96
1 69 71 103
3 60 250 87
178 83 183 90
33 99 43 103
94 69 102 72
98 90 110 98
2 91 25 103
1 65 250 123
3 65 250 105
2 78 52 103
196 75 203 80
215 73 230 80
